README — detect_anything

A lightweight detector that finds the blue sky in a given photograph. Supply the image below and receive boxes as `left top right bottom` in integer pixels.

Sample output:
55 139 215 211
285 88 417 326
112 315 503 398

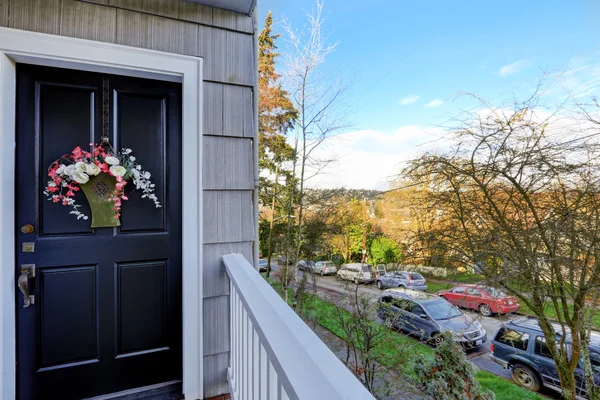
258 1 600 189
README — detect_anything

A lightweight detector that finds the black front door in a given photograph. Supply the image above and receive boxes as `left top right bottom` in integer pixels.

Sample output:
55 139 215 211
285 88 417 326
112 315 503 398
15 64 182 399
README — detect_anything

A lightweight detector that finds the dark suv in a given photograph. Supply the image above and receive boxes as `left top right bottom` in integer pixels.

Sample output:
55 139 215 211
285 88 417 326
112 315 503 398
491 317 600 397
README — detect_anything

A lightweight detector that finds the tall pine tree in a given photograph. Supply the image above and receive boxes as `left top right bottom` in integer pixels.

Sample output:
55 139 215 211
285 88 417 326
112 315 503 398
258 12 298 276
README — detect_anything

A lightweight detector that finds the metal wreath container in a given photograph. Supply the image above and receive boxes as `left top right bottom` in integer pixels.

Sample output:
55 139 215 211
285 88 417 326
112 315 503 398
79 174 121 228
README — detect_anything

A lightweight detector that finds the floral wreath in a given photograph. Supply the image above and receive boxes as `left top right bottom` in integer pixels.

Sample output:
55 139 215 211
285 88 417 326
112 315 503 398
44 142 161 221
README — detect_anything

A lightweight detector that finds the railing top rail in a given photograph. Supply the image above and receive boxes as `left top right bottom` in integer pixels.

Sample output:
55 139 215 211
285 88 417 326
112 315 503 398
223 253 375 400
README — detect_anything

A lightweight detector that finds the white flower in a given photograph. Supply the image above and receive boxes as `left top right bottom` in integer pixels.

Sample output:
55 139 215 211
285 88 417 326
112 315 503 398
129 156 136 162
143 171 151 179
136 165 142 170
56 165 66 175
72 171 90 184
105 156 120 166
64 165 76 176
123 148 132 155
75 162 87 172
110 165 127 177
85 163 101 176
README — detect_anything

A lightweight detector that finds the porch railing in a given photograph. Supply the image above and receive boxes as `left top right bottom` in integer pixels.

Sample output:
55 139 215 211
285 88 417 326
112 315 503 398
223 253 375 400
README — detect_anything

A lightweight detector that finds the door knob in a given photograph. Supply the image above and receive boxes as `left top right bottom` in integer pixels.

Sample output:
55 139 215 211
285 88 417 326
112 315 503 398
21 224 35 234
17 264 35 308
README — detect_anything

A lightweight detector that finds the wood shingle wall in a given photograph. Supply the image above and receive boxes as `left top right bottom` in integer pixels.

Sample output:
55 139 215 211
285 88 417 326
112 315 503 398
0 0 256 397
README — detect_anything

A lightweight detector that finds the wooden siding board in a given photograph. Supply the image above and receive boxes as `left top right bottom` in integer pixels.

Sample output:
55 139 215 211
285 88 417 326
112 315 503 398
116 9 199 56
199 25 227 83
178 0 213 25
203 295 229 355
203 136 253 190
203 82 224 136
236 13 254 35
212 7 236 30
60 0 117 43
199 27 253 86
203 242 252 298
203 352 229 398
108 0 179 18
226 30 253 86
204 191 253 244
150 14 199 56
222 84 253 137
7 0 61 35
115 9 152 48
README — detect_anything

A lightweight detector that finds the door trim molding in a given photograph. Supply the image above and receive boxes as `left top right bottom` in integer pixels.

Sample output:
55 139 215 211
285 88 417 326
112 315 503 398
0 27 204 400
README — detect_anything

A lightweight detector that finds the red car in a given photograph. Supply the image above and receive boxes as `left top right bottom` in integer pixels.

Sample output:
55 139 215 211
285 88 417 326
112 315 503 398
436 285 519 317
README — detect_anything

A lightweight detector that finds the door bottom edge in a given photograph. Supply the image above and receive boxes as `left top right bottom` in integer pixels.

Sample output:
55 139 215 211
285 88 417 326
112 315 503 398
82 380 182 400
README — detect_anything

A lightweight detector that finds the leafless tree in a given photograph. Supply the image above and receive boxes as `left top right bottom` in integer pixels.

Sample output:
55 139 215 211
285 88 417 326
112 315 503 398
280 0 353 306
332 281 417 397
405 92 600 399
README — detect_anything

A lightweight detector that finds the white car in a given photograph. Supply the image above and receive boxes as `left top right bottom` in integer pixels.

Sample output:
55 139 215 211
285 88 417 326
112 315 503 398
313 261 338 276
336 263 374 284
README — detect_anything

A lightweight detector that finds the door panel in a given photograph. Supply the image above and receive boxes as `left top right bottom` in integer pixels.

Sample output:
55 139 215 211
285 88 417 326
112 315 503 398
39 266 98 369
117 261 168 355
39 83 95 235
117 92 166 232
16 64 182 400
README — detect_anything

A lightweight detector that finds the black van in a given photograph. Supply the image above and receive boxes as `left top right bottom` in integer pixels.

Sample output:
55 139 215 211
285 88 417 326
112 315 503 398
490 317 600 397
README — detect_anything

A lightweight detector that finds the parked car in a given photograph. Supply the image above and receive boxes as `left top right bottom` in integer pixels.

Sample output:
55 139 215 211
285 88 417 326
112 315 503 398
258 258 268 272
313 261 338 276
336 263 374 284
377 288 486 348
490 317 600 396
437 285 519 317
296 260 315 272
376 271 427 291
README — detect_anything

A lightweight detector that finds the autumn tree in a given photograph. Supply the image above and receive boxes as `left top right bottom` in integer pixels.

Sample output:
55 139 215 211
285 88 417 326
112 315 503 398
405 93 600 400
258 11 298 277
382 182 459 268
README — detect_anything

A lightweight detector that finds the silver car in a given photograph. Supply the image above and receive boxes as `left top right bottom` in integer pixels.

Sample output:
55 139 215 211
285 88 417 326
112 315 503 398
376 271 427 291
313 261 338 276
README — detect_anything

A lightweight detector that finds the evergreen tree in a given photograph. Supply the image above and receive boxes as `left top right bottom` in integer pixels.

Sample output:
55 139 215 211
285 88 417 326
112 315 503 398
414 334 495 400
258 12 298 276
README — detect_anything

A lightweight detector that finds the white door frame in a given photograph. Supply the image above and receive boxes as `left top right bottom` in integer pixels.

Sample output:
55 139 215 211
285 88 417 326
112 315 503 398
0 27 204 400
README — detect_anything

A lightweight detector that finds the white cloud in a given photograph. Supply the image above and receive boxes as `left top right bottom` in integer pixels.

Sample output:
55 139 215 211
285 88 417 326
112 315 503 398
424 99 444 107
498 60 531 77
303 126 447 190
553 50 600 99
399 94 420 105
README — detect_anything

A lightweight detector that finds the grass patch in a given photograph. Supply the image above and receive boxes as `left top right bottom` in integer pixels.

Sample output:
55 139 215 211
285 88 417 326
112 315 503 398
426 282 454 294
264 276 544 400
476 371 544 400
